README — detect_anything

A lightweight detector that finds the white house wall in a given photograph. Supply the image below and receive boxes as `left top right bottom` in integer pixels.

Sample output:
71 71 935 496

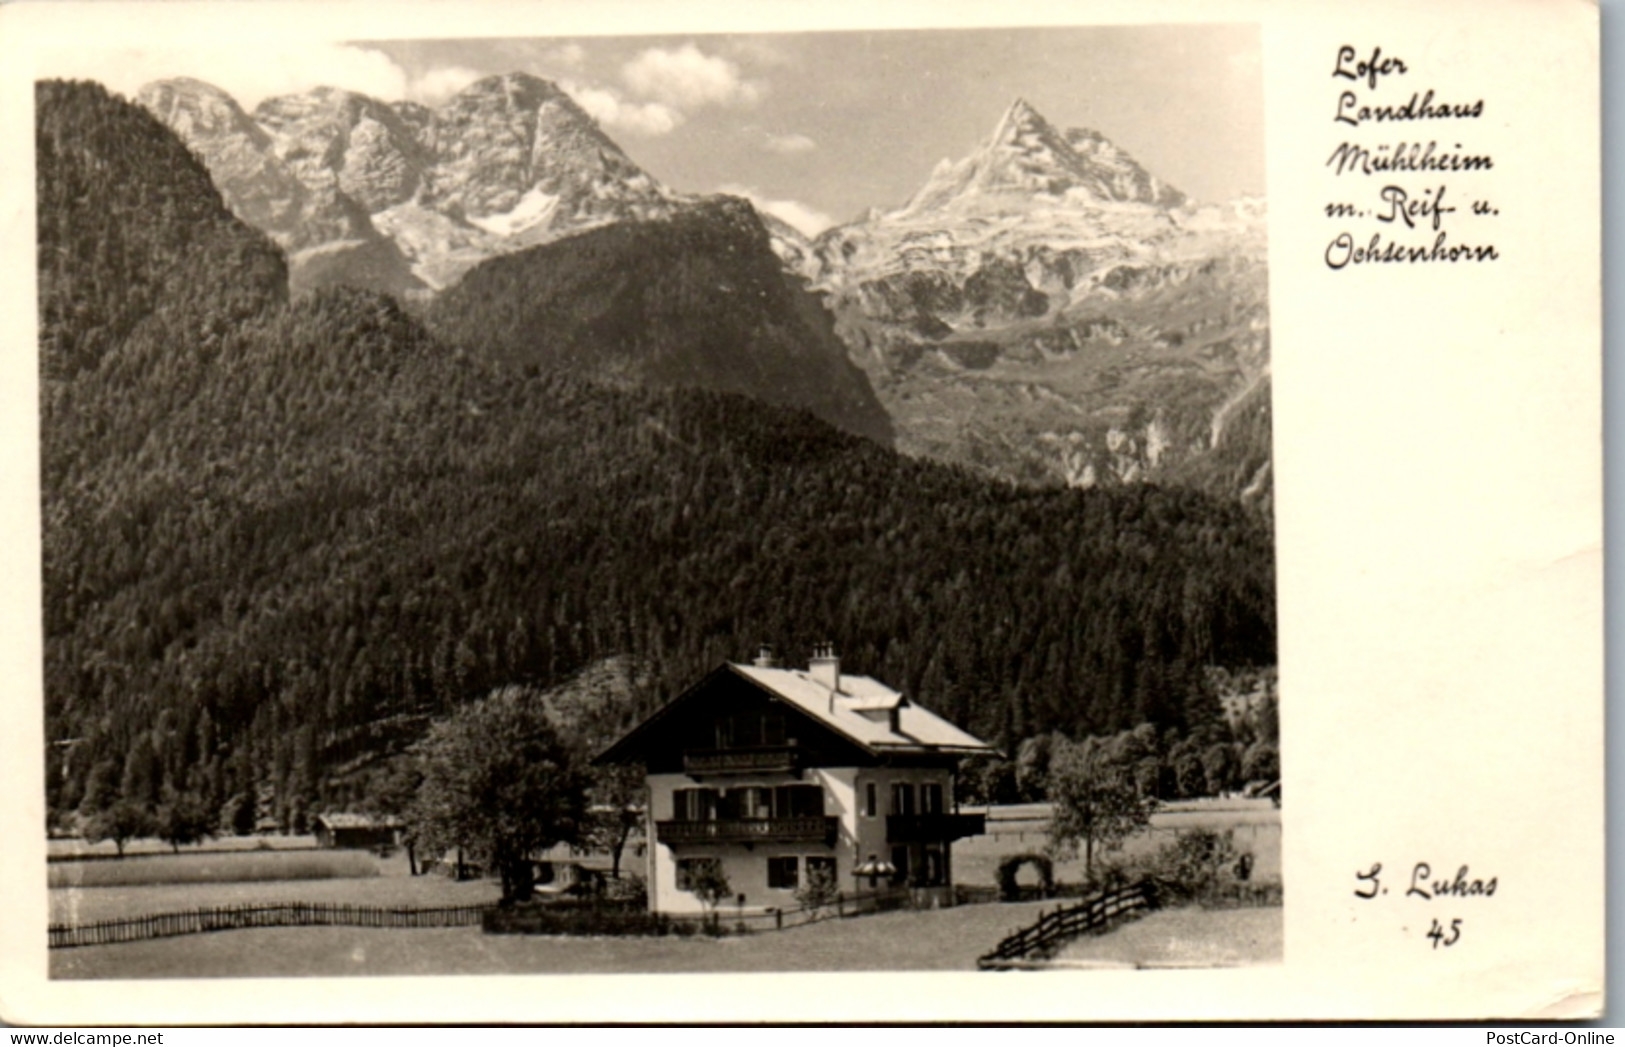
645 764 961 915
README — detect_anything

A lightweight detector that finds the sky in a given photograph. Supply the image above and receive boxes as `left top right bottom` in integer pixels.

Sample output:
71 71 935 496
48 25 1263 236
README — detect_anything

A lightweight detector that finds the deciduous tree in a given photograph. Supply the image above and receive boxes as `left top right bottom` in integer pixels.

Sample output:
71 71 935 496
409 686 591 904
155 789 217 853
1046 735 1157 880
84 800 154 858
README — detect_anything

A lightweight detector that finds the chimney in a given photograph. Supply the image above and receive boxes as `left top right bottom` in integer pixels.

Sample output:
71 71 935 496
809 642 841 693
753 644 777 668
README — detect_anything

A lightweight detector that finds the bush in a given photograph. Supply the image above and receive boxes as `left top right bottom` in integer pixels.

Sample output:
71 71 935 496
603 872 648 906
793 862 839 916
1077 829 1274 910
1132 829 1245 905
482 899 732 937
996 854 1055 901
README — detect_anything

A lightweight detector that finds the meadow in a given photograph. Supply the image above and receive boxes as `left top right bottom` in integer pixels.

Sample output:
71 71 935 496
1052 907 1283 968
52 896 1062 978
48 848 378 890
47 798 1281 977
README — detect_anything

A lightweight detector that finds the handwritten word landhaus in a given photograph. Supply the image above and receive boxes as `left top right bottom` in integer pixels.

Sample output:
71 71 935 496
595 646 997 914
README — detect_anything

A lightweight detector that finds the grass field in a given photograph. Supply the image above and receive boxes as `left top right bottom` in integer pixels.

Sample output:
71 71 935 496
52 897 1061 978
49 848 379 890
1051 906 1282 968
48 835 325 859
50 865 500 925
47 798 1281 978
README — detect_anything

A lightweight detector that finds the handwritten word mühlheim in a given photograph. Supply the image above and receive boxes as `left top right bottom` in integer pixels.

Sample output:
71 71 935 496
1327 140 1494 177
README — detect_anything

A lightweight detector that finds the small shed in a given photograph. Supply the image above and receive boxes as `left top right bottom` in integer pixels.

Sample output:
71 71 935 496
313 812 404 851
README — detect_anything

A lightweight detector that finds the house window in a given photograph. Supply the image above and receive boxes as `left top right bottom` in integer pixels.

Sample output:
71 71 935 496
767 856 799 890
716 709 788 749
921 783 943 815
673 788 716 821
727 786 773 820
775 784 824 817
676 857 721 892
891 782 915 816
864 783 877 817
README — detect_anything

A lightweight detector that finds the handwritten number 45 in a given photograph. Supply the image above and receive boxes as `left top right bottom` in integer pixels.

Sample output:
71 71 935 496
1427 918 1463 949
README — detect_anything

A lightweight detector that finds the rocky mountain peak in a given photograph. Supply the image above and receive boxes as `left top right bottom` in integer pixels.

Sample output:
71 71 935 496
137 78 269 147
1060 126 1186 208
898 98 1186 216
254 86 429 213
422 71 670 230
988 96 1060 150
135 77 372 250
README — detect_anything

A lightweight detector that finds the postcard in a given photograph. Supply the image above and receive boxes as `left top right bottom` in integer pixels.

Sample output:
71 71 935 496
0 0 1602 1024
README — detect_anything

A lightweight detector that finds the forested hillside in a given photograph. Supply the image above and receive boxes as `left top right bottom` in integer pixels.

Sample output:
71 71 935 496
38 80 1275 831
424 196 895 447
36 80 287 380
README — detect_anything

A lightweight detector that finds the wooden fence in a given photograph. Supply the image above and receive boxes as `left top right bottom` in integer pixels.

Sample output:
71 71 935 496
48 902 494 949
977 880 1158 969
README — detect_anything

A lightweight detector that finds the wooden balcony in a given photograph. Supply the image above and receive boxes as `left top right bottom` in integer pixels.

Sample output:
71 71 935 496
682 746 799 776
656 816 838 847
886 813 986 844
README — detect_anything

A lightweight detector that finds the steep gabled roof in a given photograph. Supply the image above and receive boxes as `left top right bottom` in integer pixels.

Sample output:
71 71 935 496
731 664 992 753
595 662 995 766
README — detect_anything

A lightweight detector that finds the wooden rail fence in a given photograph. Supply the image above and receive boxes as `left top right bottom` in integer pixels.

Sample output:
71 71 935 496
977 880 1158 969
49 902 495 949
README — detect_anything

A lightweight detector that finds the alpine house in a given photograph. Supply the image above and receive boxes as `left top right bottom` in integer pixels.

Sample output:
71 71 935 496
595 645 997 914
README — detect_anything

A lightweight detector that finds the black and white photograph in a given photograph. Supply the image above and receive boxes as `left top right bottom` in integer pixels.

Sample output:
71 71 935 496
2 0 1604 1025
34 22 1278 980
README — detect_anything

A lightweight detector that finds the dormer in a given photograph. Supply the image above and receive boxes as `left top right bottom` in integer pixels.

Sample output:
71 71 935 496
836 688 908 735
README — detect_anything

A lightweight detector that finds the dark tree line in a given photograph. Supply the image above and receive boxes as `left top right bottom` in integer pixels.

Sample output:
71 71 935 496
37 80 1277 835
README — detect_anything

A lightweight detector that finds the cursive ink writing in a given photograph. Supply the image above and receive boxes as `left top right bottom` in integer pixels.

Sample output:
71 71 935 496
1406 862 1497 899
1325 231 1499 268
1377 184 1456 231
1336 89 1485 127
1327 140 1494 177
1333 45 1408 90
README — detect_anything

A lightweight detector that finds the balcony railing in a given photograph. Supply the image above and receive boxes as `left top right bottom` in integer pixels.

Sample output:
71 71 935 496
656 816 838 847
886 813 986 844
681 746 799 776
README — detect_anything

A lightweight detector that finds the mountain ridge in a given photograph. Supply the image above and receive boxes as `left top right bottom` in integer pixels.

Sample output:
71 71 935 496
139 72 686 292
36 79 1276 829
424 194 896 446
800 96 1270 502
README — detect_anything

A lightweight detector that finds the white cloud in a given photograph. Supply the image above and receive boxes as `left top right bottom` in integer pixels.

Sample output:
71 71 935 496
621 43 762 110
409 65 483 106
42 43 410 111
545 43 587 70
718 183 834 237
568 83 684 137
762 132 816 155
